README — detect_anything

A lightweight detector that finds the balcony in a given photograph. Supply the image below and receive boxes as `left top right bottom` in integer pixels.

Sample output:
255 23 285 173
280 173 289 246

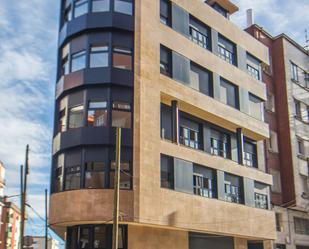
189 26 210 50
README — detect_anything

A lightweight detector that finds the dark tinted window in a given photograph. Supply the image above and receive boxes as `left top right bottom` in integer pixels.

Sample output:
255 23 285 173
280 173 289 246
219 78 239 109
161 154 174 189
160 45 172 77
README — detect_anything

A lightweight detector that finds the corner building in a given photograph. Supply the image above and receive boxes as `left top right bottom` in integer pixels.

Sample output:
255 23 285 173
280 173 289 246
50 0 276 248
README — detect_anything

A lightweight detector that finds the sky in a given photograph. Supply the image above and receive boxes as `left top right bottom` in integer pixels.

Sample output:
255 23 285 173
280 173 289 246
0 0 308 246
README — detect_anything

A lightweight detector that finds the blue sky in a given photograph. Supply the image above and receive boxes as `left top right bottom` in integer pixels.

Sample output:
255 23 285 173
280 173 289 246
0 0 308 246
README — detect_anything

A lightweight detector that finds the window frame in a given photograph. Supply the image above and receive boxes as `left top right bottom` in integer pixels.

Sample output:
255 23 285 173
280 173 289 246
71 50 87 72
87 101 108 127
111 101 132 129
73 0 89 18
112 47 133 70
68 105 85 129
89 45 109 68
160 45 172 77
114 0 133 15
64 165 81 191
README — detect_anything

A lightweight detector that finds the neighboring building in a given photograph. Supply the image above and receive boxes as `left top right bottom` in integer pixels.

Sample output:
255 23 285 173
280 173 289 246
50 1 276 249
29 236 59 249
246 25 309 249
0 201 21 249
0 162 5 248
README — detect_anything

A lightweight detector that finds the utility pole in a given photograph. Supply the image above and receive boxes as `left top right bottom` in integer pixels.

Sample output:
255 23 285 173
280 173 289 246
45 189 48 249
21 145 29 249
112 128 121 249
20 165 24 249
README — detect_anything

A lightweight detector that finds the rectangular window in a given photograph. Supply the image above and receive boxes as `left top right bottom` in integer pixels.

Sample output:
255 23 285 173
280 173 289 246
247 53 261 80
92 0 110 12
90 45 109 68
71 50 86 72
291 63 299 82
190 63 212 96
85 162 105 189
54 154 64 192
180 126 199 150
295 99 302 119
218 35 237 65
160 104 172 141
249 94 263 120
112 102 131 129
297 138 305 156
270 169 282 193
160 45 172 77
294 217 309 235
193 165 216 198
189 16 210 50
114 0 132 15
219 78 238 109
212 3 228 18
63 2 72 23
160 0 171 26
65 165 81 190
161 154 174 189
210 129 230 159
58 109 67 133
79 227 90 249
93 226 106 249
275 244 286 249
113 47 132 70
275 213 283 232
61 44 70 76
69 105 84 129
254 193 268 209
74 0 89 18
110 162 131 189
243 140 257 168
224 174 243 204
87 101 107 127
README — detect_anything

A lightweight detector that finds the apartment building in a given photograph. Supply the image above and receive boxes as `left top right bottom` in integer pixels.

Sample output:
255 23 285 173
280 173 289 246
0 202 21 249
246 25 309 249
0 162 5 248
49 0 275 248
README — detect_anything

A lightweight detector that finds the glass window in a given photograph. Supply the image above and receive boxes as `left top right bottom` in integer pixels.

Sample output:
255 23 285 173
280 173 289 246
294 217 309 235
114 0 132 15
90 45 109 68
244 140 257 168
297 138 305 156
160 45 172 77
110 162 131 189
92 0 110 12
180 126 199 149
189 16 210 50
295 99 302 119
247 64 260 80
65 166 81 190
190 63 212 96
71 50 86 72
218 35 236 65
160 0 171 26
224 174 243 204
275 245 286 249
254 193 268 209
64 3 72 22
54 154 64 193
113 47 132 70
160 104 172 141
85 162 105 189
193 166 216 198
291 63 299 82
69 105 84 129
249 94 263 120
94 226 106 249
79 227 90 249
160 154 174 189
219 78 238 109
74 0 89 18
210 129 230 159
112 102 131 129
87 101 108 127
247 53 261 80
275 213 283 232
61 44 70 76
58 109 67 133
212 3 228 17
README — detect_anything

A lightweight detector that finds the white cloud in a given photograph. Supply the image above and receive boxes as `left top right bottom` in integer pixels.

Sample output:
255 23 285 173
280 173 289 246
231 0 309 46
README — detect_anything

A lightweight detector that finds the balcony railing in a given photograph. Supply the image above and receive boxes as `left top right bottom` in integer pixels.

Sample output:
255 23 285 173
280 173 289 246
189 26 209 50
218 45 236 65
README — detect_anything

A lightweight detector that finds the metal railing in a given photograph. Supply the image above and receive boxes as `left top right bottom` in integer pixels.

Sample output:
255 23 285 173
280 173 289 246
189 26 209 50
218 45 236 65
